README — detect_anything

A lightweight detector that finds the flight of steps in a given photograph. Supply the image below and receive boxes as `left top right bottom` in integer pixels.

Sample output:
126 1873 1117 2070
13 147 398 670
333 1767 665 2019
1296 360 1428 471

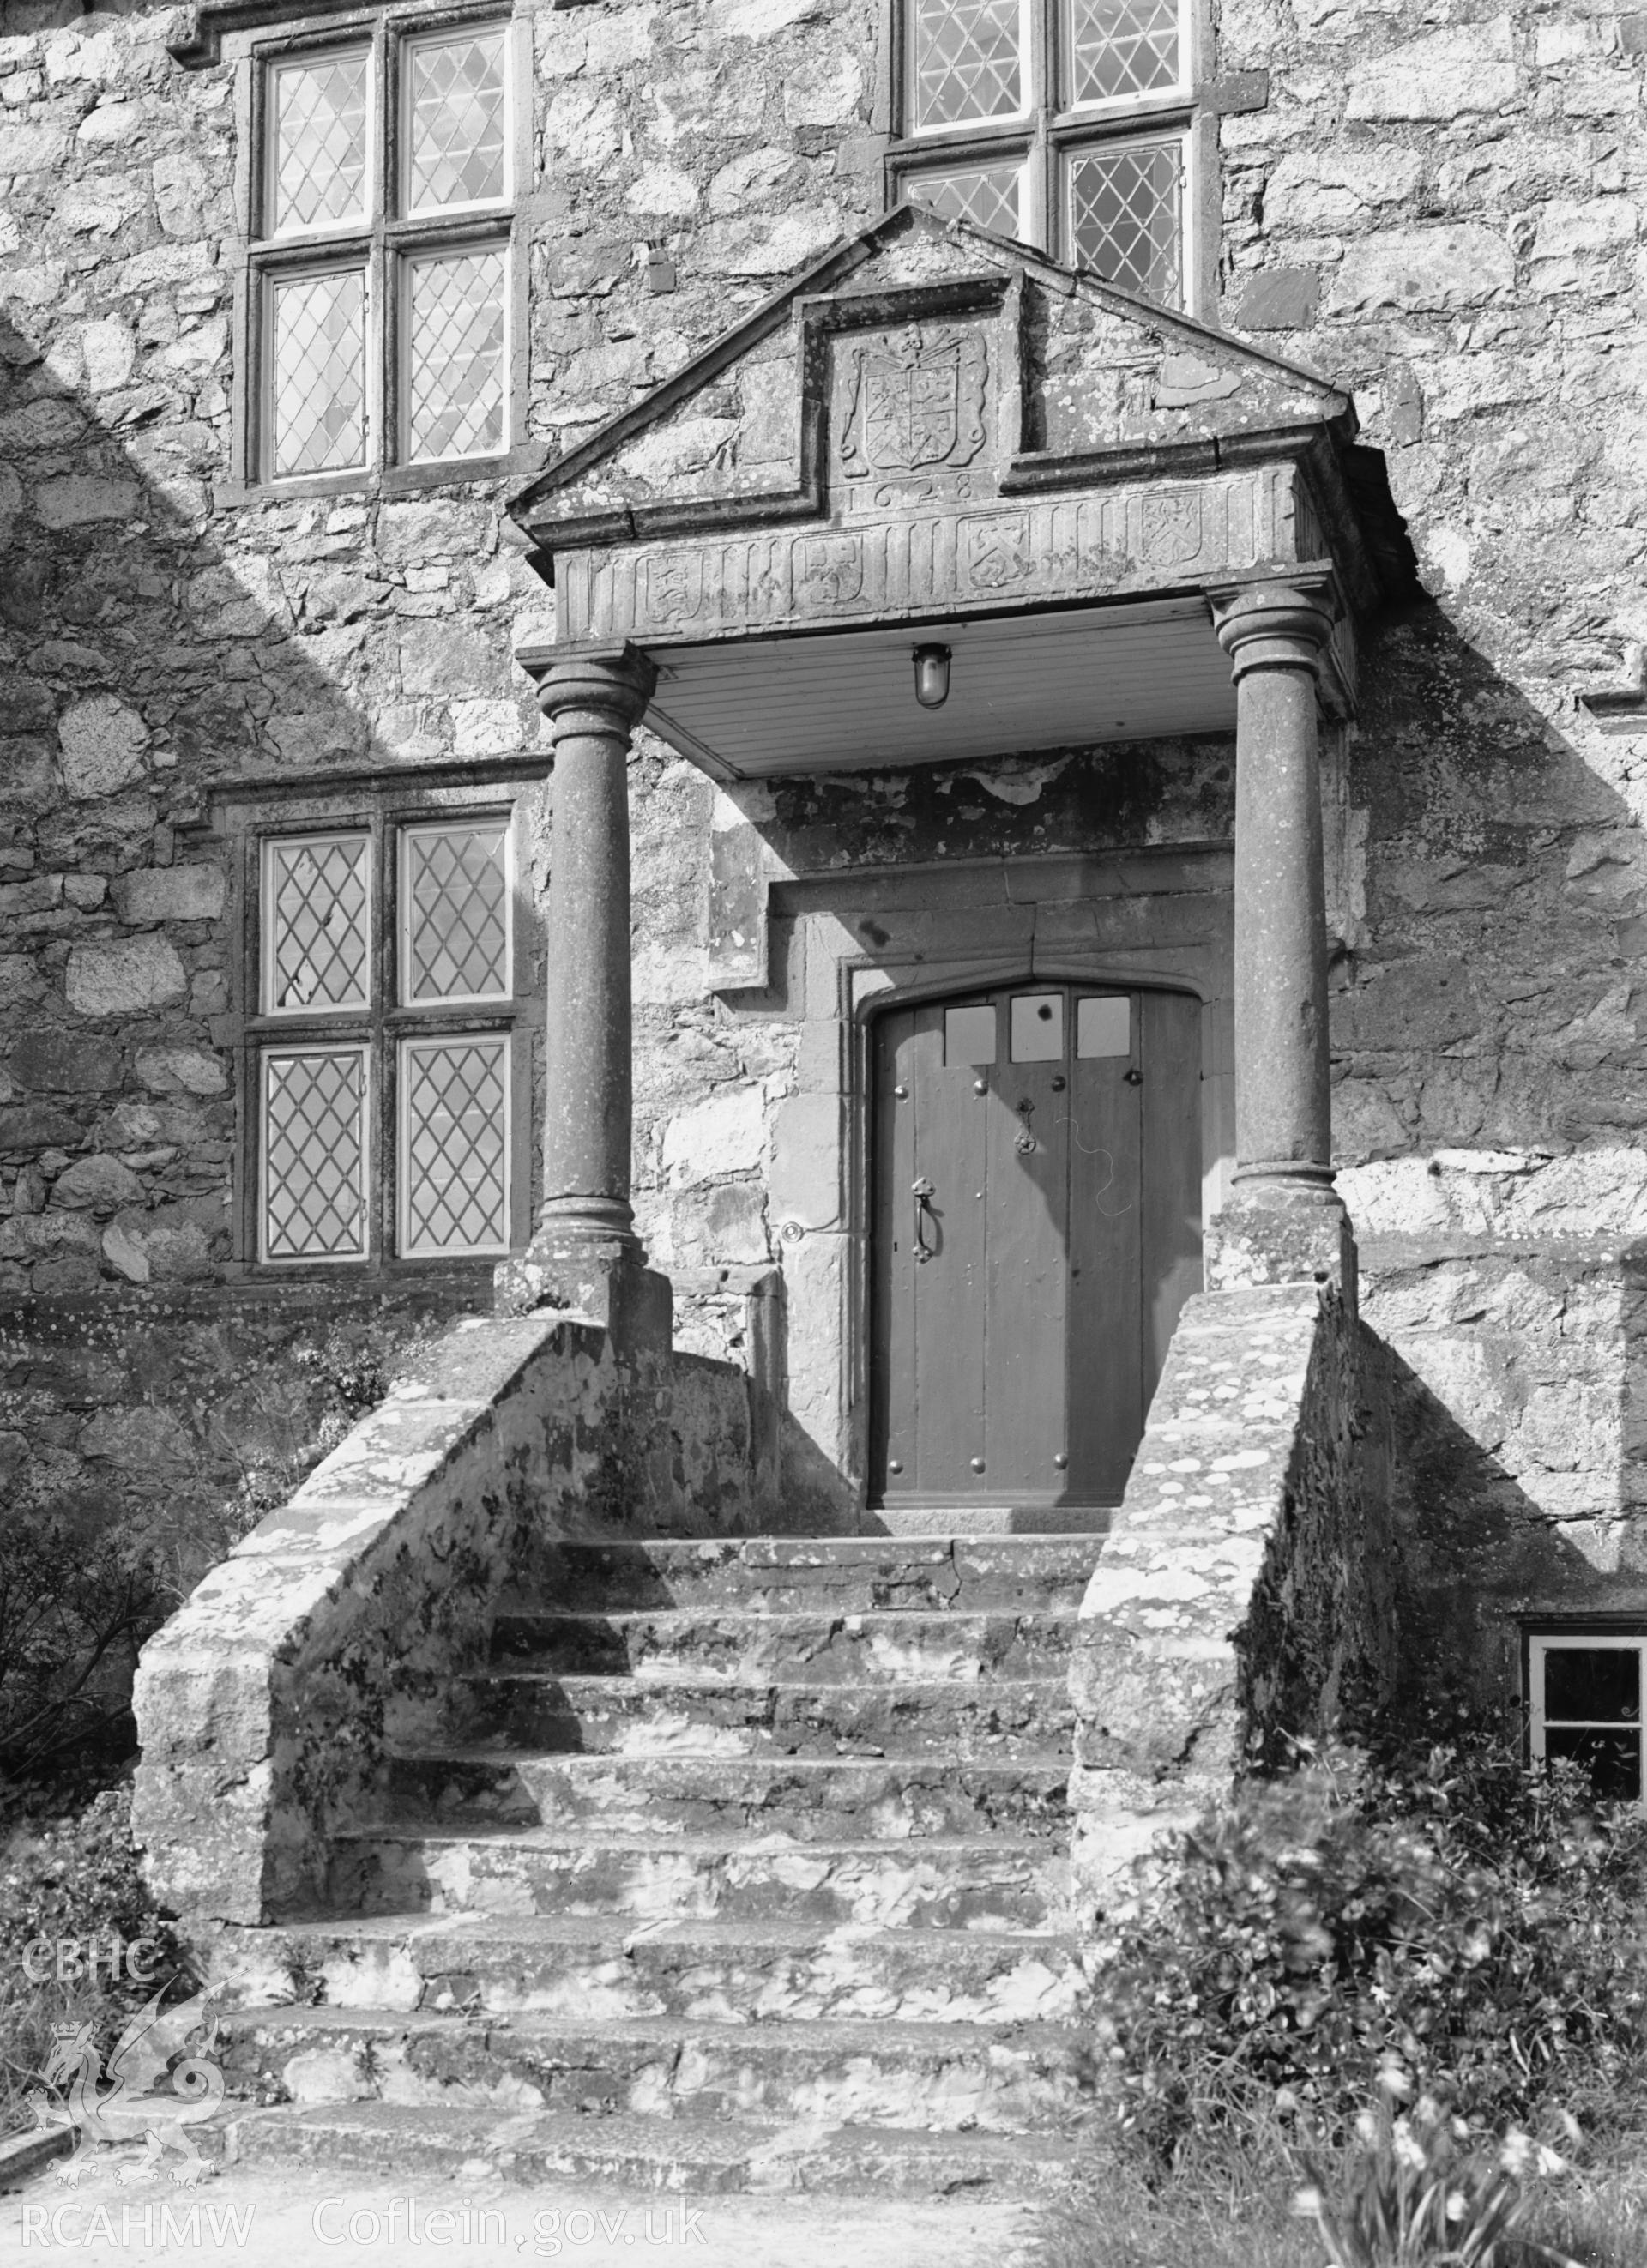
205 1532 1106 2198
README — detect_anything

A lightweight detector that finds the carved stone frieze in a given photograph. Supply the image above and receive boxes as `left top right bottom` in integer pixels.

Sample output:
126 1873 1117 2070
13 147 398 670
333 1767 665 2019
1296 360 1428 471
561 467 1303 645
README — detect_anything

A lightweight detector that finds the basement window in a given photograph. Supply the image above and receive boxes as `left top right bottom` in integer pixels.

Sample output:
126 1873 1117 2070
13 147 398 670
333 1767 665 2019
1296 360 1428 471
1527 1632 1646 1810
250 805 530 1268
888 0 1204 309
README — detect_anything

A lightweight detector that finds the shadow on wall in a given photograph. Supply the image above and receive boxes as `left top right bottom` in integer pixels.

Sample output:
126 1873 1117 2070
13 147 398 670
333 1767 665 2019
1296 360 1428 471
0 290 516 1767
1320 592 1647 1708
1 294 438 1297
1365 1281 1647 1720
0 257 554 1299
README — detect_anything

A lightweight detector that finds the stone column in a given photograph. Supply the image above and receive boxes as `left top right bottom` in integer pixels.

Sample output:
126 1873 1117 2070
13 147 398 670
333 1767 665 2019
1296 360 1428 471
498 641 669 1343
1211 583 1352 1292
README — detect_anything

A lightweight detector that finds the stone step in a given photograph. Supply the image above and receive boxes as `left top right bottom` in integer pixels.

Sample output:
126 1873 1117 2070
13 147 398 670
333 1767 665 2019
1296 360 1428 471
386 1750 1071 1839
513 1535 1106 1616
215 2006 1090 2133
455 1672 1074 1758
328 1829 1070 1931
220 2098 1084 2197
490 1608 1077 1682
206 1915 1086 2024
867 1505 1114 1536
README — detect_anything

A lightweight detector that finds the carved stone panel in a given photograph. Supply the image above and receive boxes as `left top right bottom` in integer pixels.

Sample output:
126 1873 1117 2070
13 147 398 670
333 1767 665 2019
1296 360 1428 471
561 464 1304 646
833 322 992 509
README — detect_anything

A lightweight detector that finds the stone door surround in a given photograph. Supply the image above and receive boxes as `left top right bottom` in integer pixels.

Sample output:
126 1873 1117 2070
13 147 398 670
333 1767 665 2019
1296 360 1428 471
763 847 1234 1516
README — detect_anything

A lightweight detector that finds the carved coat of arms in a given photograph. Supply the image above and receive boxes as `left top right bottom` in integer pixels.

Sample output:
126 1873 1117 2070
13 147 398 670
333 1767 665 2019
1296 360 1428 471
646 552 706 628
840 325 989 479
796 534 864 609
1140 490 1204 565
965 512 1036 593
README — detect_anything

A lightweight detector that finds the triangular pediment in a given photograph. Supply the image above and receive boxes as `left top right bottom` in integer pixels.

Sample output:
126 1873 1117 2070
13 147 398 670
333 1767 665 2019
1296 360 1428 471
509 203 1354 558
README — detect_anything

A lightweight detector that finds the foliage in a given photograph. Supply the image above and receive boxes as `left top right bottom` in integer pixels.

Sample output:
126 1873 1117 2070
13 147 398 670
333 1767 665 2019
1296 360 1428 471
0 1783 188 2135
1099 1716 1647 2168
222 1317 437 1531
0 1520 159 1788
0 1312 440 1789
1028 2114 1647 2268
1293 2077 1579 2268
0 1785 176 1978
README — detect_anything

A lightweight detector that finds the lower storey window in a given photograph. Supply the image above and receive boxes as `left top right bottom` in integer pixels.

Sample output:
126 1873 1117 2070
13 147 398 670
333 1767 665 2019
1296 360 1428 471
262 1041 371 1261
1528 1632 1644 1807
252 810 523 1267
399 1032 512 1258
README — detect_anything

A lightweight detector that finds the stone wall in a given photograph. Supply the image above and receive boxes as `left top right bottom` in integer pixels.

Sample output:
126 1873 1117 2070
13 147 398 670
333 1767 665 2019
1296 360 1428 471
2 0 1647 1641
1218 2 1647 1664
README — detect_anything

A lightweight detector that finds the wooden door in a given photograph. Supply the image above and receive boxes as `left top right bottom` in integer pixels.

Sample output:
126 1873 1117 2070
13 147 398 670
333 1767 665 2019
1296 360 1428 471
869 984 1203 1511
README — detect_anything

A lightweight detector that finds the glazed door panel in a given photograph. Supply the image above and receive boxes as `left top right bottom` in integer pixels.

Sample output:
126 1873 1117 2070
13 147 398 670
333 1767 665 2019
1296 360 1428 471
870 983 1203 1511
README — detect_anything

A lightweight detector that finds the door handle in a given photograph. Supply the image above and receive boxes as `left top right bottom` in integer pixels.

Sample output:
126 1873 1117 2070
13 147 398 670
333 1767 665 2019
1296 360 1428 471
911 1176 936 1264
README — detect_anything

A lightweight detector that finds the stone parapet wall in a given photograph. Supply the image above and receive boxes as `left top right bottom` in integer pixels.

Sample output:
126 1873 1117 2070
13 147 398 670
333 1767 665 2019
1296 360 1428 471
131 1306 771 1926
1070 1275 1390 1911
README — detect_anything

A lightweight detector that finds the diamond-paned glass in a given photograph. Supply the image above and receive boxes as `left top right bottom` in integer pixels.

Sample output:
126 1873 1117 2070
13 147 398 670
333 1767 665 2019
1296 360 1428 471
402 822 510 1004
401 1035 510 1255
262 1046 369 1261
906 163 1024 238
265 834 371 1013
912 0 1024 127
270 268 366 475
1067 140 1182 304
268 50 371 232
406 249 506 462
406 30 509 213
1069 0 1181 105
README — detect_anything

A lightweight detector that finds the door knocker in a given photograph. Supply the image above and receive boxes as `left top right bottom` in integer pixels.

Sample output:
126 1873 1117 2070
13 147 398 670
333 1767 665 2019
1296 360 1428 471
1014 1097 1038 1155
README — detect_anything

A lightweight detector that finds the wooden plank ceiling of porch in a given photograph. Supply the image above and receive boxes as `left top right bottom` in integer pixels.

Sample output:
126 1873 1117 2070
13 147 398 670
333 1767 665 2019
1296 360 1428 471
643 595 1235 781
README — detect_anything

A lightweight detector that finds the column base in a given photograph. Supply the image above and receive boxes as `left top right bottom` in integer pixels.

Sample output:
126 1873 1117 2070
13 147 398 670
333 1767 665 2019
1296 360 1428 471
1206 1189 1357 1312
495 1226 673 1356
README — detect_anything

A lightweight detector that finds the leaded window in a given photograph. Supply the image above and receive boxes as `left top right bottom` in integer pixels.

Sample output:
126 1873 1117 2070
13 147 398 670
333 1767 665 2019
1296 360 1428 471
250 15 516 486
890 0 1199 307
254 812 524 1266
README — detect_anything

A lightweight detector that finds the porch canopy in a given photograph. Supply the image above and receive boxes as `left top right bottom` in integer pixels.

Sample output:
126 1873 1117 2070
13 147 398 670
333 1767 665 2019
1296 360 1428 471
502 206 1413 1307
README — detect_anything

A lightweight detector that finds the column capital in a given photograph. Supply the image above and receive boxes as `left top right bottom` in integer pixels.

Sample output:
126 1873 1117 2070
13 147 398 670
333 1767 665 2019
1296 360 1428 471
516 640 658 729
1210 582 1336 684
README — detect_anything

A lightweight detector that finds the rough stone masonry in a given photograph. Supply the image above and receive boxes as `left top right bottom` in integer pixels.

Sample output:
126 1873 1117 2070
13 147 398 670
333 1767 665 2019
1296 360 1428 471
3 0 1647 1748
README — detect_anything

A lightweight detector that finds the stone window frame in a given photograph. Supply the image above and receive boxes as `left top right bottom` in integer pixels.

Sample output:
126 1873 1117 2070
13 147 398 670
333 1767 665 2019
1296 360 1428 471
207 766 546 1279
881 0 1220 316
220 0 538 503
1523 1623 1647 1815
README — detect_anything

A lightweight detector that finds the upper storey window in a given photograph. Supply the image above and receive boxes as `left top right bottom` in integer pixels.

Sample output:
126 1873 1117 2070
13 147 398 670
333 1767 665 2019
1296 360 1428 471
891 0 1198 309
249 15 515 486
